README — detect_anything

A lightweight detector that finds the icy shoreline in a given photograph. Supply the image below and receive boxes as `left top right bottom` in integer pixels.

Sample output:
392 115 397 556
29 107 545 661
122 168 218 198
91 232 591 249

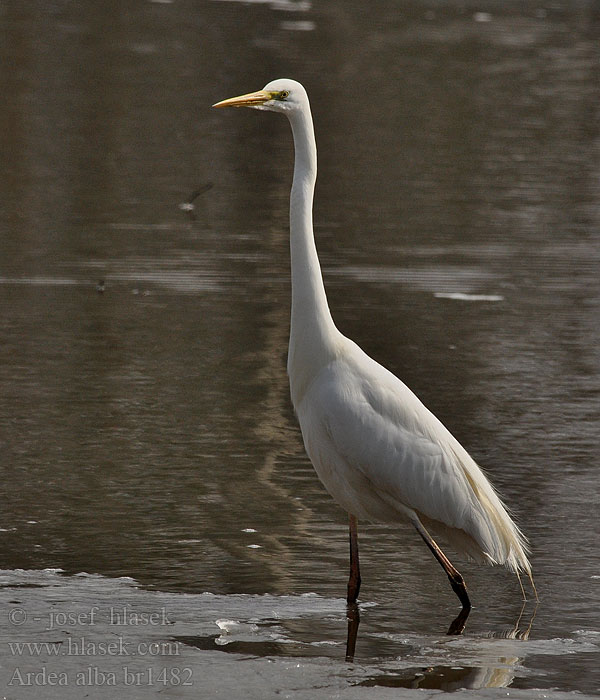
0 569 597 699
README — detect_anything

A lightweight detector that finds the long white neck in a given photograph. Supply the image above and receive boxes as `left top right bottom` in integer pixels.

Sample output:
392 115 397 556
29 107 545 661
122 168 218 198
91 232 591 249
286 104 340 406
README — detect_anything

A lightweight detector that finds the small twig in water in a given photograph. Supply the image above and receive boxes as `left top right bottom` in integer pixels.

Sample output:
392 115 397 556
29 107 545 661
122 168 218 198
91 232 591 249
179 182 214 220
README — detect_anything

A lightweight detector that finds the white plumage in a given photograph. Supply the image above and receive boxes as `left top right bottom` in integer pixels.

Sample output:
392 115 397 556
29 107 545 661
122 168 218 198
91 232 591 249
297 339 529 570
214 79 534 616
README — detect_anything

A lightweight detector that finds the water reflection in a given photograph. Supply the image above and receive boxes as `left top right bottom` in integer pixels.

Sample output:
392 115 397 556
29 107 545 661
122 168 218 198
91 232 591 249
358 663 520 692
177 600 540 692
345 599 536 662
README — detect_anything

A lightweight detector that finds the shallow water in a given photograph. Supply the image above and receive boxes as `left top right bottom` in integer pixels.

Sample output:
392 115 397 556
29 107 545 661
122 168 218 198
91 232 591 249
1 569 598 699
1 1 599 697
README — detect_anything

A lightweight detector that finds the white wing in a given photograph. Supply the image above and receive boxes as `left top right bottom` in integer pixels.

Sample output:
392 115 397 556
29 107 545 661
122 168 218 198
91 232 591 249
295 338 529 569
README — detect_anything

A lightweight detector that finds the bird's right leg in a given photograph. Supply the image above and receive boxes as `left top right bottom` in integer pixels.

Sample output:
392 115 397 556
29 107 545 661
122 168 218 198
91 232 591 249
347 514 361 604
412 518 471 611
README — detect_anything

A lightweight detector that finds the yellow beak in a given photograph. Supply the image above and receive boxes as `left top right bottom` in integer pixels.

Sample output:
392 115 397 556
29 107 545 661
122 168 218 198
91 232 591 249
212 89 271 109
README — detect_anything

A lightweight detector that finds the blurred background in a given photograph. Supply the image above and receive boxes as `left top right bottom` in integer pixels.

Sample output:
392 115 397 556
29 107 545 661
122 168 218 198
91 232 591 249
0 1 599 693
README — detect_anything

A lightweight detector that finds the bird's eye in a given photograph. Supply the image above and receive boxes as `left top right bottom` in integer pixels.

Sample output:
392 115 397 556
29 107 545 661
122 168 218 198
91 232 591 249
279 90 290 99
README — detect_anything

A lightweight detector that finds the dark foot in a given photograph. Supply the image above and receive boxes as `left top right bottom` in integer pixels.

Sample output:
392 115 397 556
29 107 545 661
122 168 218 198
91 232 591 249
447 605 471 635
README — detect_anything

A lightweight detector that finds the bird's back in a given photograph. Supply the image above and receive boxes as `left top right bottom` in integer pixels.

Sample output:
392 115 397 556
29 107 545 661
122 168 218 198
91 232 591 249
293 335 531 575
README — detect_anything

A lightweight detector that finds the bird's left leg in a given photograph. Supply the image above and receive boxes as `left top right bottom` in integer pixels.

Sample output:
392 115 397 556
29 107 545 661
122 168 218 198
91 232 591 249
412 518 471 611
347 514 361 604
345 603 360 661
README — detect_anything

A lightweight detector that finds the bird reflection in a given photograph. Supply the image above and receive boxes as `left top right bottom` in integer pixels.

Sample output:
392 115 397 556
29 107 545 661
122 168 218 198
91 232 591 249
345 600 537 664
345 604 470 662
487 599 538 641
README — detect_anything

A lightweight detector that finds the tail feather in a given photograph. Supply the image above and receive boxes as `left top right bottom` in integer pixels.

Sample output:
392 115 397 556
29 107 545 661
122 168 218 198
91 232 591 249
448 445 536 597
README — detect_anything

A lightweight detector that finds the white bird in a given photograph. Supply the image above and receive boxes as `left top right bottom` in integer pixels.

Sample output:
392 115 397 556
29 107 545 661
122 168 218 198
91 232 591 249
213 79 534 618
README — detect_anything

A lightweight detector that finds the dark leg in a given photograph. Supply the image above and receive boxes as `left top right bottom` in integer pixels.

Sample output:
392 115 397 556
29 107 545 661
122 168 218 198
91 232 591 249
345 602 360 661
412 519 471 611
347 514 361 604
447 606 470 635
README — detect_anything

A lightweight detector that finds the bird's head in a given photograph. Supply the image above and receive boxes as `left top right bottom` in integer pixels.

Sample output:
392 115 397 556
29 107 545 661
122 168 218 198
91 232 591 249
212 78 307 114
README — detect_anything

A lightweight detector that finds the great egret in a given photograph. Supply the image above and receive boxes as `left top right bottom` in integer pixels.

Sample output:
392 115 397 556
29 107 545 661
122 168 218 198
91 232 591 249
213 79 534 616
